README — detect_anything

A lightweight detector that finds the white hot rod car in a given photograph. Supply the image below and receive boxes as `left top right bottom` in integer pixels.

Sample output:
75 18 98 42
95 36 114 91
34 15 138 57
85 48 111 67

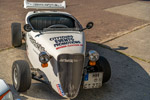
11 0 111 99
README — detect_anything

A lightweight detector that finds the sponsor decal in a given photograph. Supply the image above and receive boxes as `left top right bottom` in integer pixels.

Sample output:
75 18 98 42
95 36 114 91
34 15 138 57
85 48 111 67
50 35 83 50
33 49 39 55
28 34 52 59
56 84 65 96
59 59 81 63
28 34 46 52
33 3 61 8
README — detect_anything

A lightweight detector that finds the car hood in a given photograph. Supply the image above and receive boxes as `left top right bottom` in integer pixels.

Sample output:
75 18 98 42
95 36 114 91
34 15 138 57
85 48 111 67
29 31 86 59
28 31 85 98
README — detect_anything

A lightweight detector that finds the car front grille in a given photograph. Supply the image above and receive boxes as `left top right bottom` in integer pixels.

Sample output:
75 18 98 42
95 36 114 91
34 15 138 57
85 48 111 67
57 54 84 98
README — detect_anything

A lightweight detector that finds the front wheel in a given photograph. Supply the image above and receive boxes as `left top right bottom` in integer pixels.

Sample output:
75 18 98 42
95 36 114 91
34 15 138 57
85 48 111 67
12 60 31 92
96 56 111 83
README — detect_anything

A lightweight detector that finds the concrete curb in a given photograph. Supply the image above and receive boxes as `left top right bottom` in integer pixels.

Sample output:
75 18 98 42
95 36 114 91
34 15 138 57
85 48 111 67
0 47 13 52
100 23 150 44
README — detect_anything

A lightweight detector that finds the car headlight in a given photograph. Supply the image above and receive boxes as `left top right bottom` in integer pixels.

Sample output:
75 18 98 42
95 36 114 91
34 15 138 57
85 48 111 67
1 91 13 100
88 50 99 62
39 52 50 64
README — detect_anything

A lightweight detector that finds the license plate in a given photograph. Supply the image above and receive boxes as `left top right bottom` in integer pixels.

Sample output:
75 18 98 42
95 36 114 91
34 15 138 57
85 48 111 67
83 72 103 89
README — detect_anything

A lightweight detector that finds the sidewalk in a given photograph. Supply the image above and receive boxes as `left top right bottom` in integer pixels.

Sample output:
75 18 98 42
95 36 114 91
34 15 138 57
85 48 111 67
104 0 150 75
104 25 150 64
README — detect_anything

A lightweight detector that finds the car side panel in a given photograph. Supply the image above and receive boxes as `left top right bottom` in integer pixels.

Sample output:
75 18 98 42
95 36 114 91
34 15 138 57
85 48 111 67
26 32 65 98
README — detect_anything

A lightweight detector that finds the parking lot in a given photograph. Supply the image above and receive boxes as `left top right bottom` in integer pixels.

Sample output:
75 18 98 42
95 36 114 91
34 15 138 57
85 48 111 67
0 0 150 100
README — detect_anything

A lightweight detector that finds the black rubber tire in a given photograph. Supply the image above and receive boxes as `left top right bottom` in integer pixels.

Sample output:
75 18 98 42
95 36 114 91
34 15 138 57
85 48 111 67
12 60 31 92
11 23 22 47
96 56 111 83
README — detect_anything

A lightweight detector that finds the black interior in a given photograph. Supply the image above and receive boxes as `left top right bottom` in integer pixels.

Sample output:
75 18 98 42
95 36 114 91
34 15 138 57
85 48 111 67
29 14 75 30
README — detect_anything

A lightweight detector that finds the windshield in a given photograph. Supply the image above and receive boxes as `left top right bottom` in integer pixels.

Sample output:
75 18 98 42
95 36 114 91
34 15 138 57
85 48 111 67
28 13 81 31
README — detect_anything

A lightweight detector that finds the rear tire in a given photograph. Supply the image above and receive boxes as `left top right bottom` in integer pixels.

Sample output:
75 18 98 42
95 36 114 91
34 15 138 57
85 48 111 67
11 23 22 47
96 56 111 83
12 60 31 92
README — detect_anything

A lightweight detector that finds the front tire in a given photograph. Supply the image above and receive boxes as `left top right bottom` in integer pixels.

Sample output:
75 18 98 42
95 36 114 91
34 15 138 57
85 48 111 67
96 56 111 83
11 23 22 47
12 60 31 92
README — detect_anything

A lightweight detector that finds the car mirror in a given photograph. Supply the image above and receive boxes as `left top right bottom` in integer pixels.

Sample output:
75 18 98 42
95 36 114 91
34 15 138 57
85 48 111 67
80 22 94 31
24 24 32 32
86 22 94 29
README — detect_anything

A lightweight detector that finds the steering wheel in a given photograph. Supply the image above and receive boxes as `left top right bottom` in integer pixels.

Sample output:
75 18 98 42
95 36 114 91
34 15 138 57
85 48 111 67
48 24 69 28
